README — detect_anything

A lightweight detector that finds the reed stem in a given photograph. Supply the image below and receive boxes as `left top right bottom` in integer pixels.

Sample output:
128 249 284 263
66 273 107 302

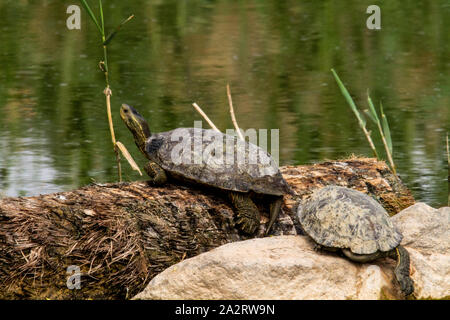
331 69 379 159
192 103 221 132
80 0 137 182
376 117 396 175
226 84 244 141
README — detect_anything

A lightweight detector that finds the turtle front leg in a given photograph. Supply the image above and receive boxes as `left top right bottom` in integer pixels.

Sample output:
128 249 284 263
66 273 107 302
228 192 261 235
390 245 414 296
144 161 167 186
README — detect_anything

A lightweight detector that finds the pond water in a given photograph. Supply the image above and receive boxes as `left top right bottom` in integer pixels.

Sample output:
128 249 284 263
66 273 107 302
0 0 448 207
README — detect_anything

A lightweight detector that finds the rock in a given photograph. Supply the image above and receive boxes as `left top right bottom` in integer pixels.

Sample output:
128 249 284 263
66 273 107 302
134 203 449 300
133 236 393 300
391 203 450 299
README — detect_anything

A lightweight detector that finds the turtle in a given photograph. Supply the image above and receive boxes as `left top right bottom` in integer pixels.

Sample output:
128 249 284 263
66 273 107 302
297 186 414 296
120 103 293 235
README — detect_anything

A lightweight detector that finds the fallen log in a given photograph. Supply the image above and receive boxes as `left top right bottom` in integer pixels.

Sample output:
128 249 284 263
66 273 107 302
0 157 414 299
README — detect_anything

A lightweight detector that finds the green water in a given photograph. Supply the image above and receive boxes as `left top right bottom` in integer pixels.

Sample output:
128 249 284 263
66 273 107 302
0 0 448 207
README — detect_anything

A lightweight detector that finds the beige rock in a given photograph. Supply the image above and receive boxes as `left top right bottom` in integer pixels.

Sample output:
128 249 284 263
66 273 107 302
392 203 450 299
134 236 392 300
134 203 449 300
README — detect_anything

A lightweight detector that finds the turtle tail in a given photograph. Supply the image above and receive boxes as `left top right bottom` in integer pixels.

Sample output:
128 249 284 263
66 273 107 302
266 196 283 235
392 245 414 296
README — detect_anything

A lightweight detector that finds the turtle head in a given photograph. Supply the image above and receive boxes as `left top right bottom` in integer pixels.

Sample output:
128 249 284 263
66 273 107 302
120 104 151 155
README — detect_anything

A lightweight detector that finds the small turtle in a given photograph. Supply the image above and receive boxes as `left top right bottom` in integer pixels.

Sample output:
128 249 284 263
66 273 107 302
120 104 293 235
297 186 414 296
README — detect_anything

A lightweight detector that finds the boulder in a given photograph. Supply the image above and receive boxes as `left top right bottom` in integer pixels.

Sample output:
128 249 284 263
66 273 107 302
391 203 449 299
134 203 449 300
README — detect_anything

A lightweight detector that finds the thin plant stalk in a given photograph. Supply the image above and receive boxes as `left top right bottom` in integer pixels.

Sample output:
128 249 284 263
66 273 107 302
331 69 379 158
367 96 397 175
332 69 398 178
80 0 102 34
379 102 396 175
80 0 138 181
97 0 121 180
192 85 245 141
116 142 142 175
104 87 122 180
192 103 220 132
226 84 244 141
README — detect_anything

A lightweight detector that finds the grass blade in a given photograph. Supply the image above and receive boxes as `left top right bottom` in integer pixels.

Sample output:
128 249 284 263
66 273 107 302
103 15 135 46
363 109 376 124
331 69 379 158
366 94 379 124
99 0 104 35
380 102 393 155
359 110 366 127
331 69 362 122
80 0 103 35
116 141 142 176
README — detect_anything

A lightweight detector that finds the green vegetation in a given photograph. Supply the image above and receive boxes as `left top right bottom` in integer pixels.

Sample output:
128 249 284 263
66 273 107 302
366 98 394 174
331 69 397 176
79 0 138 181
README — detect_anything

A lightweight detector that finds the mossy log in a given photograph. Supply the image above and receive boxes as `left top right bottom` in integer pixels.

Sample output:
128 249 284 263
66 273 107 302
0 157 414 299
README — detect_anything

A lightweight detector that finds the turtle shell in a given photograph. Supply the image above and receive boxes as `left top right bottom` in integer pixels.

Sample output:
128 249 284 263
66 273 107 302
297 186 402 254
145 128 292 196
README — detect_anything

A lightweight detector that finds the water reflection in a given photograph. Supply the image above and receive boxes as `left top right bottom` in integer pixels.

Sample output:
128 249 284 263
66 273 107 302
0 0 448 207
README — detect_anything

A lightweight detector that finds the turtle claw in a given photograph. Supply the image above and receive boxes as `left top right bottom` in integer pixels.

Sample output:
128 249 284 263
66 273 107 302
313 243 323 252
236 214 258 234
144 162 167 186
238 219 258 235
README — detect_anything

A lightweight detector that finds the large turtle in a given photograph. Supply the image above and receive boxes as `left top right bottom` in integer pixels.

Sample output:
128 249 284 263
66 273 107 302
120 104 293 235
297 186 414 296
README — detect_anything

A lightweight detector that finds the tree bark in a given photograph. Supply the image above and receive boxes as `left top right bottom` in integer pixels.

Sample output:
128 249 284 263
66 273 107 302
0 157 414 299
